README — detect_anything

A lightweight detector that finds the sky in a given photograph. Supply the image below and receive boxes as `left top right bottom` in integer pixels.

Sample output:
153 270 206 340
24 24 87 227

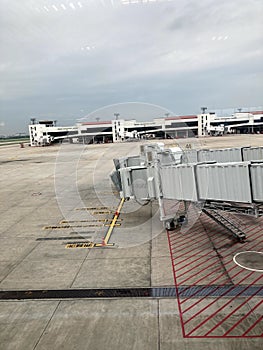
0 0 262 134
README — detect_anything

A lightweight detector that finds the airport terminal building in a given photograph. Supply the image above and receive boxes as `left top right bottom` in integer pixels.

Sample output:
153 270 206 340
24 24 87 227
28 110 263 146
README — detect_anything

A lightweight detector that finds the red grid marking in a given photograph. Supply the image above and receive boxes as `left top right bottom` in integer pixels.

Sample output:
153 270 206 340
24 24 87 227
167 212 263 338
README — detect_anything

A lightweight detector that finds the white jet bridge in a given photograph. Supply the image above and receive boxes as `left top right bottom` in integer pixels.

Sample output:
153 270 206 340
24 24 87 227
111 144 263 242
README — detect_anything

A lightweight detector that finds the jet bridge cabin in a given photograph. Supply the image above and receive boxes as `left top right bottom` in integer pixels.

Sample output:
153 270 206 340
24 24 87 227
111 144 263 241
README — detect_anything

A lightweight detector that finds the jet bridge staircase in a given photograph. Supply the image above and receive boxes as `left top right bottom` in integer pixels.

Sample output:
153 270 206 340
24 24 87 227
201 208 246 242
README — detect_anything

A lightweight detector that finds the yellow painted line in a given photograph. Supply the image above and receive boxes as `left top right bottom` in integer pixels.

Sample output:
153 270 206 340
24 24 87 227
104 223 121 227
94 243 114 248
66 242 95 249
44 223 121 230
43 224 103 230
60 219 122 224
60 219 102 224
63 200 124 248
92 210 113 215
65 242 114 249
75 206 114 211
103 198 125 245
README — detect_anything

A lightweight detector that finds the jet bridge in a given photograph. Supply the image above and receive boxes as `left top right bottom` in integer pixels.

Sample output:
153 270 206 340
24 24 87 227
110 144 263 241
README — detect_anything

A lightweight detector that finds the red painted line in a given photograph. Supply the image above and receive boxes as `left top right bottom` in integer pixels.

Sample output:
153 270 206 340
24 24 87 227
244 226 263 238
175 221 205 234
182 266 242 304
174 249 252 302
204 216 260 240
185 274 263 336
168 235 187 245
173 234 231 269
173 234 232 273
178 238 263 302
169 237 205 251
167 230 186 338
193 219 222 233
228 233 263 257
187 221 206 229
172 253 208 268
170 238 216 261
176 255 218 279
167 214 263 339
244 223 263 235
182 256 261 304
173 223 261 262
184 335 262 338
175 253 217 274
217 245 261 271
207 229 260 249
186 225 229 247
207 227 234 241
223 299 263 336
204 286 263 336
177 254 230 285
178 263 235 300
172 248 214 265
242 316 263 337
182 268 255 312
181 281 234 312
181 284 224 311
191 221 224 237
224 228 262 247
169 231 212 251
168 225 207 246
209 234 237 246
221 237 263 268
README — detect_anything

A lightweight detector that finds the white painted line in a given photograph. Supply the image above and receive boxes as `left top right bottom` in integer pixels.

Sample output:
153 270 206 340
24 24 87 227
233 251 263 272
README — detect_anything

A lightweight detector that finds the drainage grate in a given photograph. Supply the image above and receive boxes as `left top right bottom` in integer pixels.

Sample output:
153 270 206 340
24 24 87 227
0 286 262 301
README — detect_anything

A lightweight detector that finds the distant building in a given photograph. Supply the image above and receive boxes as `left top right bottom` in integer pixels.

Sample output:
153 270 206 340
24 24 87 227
198 111 263 136
29 120 78 146
28 111 263 146
77 121 113 144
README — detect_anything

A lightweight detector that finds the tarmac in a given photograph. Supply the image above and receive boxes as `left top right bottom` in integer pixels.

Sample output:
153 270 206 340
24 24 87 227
0 135 262 349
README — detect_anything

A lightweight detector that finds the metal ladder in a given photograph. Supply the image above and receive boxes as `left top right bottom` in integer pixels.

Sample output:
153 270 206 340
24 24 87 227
202 208 246 242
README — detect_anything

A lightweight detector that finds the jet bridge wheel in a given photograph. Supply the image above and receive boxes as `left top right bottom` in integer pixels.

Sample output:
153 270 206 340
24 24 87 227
178 215 188 225
165 220 176 231
165 215 188 231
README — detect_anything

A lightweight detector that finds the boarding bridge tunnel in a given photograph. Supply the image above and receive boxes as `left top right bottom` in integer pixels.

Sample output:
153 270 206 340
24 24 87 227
110 144 263 242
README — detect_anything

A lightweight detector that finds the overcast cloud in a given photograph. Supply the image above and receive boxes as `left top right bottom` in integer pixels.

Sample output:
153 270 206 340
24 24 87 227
0 0 262 134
